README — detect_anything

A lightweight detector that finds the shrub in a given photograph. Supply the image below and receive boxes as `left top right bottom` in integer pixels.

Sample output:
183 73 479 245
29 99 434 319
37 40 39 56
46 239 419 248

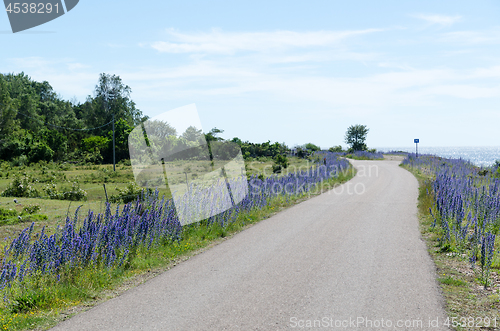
0 207 17 220
22 203 41 215
110 182 152 204
329 145 343 153
272 154 289 173
304 143 321 152
118 159 131 166
296 148 308 158
43 182 87 201
28 143 54 163
493 160 500 178
1 176 39 198
10 155 28 167
84 149 103 164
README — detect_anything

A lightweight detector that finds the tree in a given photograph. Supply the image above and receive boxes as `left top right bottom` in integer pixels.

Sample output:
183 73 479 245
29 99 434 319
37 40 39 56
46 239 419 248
182 126 203 142
344 124 369 151
0 77 18 139
204 127 224 143
329 145 343 153
106 118 134 163
80 73 145 136
272 154 289 173
304 143 321 152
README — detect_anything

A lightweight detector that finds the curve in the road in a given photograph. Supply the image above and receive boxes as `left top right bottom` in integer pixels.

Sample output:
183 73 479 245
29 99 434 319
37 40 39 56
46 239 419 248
51 160 448 330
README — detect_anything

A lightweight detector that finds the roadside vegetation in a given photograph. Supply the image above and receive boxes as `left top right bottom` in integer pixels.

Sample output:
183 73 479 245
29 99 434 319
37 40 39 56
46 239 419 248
344 150 384 160
0 152 355 331
403 155 500 330
0 72 365 330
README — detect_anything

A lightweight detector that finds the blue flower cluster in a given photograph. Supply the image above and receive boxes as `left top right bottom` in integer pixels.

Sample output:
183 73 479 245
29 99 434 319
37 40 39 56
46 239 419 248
403 154 499 286
1 153 350 291
350 151 384 159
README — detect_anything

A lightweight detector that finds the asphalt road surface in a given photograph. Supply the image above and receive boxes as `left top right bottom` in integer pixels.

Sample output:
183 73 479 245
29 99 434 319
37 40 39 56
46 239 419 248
51 160 449 330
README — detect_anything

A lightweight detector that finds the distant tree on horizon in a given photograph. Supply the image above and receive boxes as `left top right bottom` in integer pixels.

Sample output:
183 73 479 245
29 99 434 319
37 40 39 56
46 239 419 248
345 124 369 152
329 145 343 153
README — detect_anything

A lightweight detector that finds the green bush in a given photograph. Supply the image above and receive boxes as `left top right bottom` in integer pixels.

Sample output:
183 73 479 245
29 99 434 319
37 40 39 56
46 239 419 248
1 176 39 198
110 182 152 204
0 211 47 226
22 203 41 214
28 143 54 163
329 145 343 153
118 159 131 166
10 155 28 167
0 206 18 220
493 160 500 178
84 149 104 164
43 182 87 201
304 143 321 152
272 154 289 173
62 182 88 201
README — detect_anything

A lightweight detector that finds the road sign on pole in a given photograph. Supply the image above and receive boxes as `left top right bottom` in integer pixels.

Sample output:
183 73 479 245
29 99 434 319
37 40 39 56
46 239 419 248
414 139 419 157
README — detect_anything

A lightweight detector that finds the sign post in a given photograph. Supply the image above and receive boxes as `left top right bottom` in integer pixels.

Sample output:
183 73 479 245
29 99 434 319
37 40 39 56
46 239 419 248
414 139 419 157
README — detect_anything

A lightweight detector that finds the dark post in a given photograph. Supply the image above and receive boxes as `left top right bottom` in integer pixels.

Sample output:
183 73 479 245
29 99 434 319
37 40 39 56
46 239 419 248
103 183 109 203
112 114 116 171
414 138 419 158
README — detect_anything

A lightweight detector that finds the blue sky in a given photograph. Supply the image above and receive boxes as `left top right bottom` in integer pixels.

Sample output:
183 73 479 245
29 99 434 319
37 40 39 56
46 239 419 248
1 0 500 149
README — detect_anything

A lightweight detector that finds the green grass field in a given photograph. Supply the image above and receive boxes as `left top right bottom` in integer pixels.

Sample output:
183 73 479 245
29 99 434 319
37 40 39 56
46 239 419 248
0 157 316 243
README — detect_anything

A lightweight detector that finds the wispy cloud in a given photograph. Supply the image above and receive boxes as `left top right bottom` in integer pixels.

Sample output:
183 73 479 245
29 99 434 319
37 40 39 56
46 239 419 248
413 14 462 27
2 57 96 99
440 29 500 44
150 28 384 54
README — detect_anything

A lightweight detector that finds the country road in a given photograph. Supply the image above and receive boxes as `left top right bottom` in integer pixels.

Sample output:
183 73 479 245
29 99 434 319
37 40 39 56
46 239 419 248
51 159 449 331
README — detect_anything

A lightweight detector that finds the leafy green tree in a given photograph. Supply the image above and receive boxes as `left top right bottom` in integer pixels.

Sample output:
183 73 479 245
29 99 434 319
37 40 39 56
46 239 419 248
304 143 321 152
106 118 134 163
83 136 110 153
28 142 54 163
273 154 289 173
0 77 19 140
204 127 224 143
296 147 308 158
143 120 177 140
182 126 203 142
230 137 243 146
345 124 369 151
79 73 145 136
329 145 343 153
204 128 224 161
39 128 68 161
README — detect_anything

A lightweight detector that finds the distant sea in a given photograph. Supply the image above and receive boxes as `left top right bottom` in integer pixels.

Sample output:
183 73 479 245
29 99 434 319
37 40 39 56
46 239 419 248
376 146 500 167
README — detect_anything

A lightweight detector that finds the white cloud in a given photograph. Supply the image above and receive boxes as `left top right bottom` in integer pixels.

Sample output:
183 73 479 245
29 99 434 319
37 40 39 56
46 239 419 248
413 14 462 27
151 28 384 54
2 57 96 100
6 26 500 130
440 29 500 44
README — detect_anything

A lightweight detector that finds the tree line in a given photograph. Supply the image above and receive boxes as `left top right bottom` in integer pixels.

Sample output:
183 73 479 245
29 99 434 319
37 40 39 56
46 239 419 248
0 72 331 165
0 72 145 165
